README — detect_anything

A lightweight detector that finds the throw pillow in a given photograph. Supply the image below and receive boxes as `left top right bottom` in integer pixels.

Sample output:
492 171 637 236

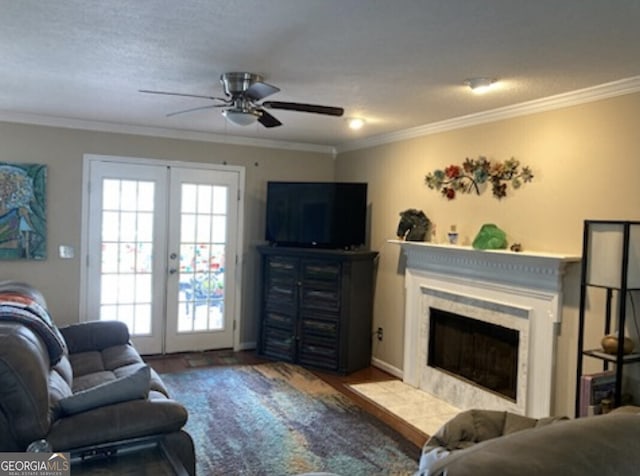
59 365 150 415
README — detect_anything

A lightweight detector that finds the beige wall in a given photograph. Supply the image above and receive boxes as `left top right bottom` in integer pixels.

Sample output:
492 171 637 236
0 121 335 345
3 90 639 416
335 92 640 416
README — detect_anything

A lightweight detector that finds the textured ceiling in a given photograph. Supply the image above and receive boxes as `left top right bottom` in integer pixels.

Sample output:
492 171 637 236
1 0 640 149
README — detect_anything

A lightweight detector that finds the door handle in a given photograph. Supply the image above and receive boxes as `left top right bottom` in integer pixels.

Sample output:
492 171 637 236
169 268 178 274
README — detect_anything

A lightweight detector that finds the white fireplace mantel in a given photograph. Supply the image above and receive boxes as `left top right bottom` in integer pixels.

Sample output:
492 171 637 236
391 240 580 417
391 240 579 292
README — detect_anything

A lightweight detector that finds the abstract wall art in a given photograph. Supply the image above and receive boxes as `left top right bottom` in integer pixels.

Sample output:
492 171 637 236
0 162 47 260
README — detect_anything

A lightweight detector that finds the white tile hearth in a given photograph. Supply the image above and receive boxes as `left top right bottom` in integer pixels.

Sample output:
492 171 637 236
349 379 461 436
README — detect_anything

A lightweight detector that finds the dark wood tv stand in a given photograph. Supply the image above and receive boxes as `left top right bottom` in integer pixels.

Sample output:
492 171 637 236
257 246 378 374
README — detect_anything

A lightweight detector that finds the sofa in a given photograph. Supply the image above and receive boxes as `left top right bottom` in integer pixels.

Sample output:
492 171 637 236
0 281 195 475
417 407 640 476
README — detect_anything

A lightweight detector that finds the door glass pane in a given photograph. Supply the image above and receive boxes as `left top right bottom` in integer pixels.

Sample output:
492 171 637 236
120 181 138 211
178 184 227 333
180 214 196 243
211 216 226 243
99 178 155 337
137 213 153 241
102 211 120 241
138 182 155 211
134 304 151 334
196 215 211 243
118 304 135 331
103 180 120 209
118 274 135 303
102 243 119 273
197 186 212 214
135 274 152 302
101 275 118 304
101 304 118 320
119 243 135 272
212 187 227 214
136 243 153 273
181 184 197 212
120 213 137 241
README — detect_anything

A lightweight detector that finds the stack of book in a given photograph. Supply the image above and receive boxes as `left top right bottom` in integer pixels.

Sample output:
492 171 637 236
579 370 616 417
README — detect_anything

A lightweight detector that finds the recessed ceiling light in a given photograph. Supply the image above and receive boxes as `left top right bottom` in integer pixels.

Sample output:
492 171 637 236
347 117 365 130
464 77 497 94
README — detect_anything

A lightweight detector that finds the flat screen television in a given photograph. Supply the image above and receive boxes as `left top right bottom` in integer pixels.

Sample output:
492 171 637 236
265 181 367 249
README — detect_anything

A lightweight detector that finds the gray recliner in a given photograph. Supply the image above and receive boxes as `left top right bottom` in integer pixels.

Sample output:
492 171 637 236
417 408 640 476
0 281 194 475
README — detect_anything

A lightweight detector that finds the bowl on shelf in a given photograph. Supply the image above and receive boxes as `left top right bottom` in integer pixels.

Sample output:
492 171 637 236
601 334 635 355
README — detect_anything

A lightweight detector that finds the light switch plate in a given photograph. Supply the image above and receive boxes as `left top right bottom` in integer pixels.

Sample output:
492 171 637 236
58 245 75 259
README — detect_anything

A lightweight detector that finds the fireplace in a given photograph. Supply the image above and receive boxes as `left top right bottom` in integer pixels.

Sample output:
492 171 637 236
394 240 579 418
428 308 518 401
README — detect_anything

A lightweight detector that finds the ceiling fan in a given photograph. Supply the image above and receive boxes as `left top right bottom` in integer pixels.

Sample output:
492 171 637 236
139 72 344 128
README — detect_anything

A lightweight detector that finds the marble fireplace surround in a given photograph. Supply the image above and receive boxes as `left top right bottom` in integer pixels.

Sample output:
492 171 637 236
393 241 579 418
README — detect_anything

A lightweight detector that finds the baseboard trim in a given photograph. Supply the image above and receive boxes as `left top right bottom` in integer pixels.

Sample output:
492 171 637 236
236 341 256 351
371 357 404 379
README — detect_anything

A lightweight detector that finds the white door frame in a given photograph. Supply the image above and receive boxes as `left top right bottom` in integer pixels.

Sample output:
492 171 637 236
79 153 246 352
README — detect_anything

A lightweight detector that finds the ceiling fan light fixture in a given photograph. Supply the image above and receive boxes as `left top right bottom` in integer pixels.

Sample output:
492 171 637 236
222 108 261 126
464 77 497 94
142 71 344 130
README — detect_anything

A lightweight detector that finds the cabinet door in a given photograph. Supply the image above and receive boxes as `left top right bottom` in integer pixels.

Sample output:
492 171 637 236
297 260 342 370
264 256 299 311
298 316 340 370
261 255 298 361
300 260 342 314
262 326 296 361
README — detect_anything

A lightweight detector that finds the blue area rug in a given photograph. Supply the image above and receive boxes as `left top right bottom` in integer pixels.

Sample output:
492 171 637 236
161 362 419 476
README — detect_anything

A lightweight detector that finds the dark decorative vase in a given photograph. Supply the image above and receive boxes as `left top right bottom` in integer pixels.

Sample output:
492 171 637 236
397 209 430 242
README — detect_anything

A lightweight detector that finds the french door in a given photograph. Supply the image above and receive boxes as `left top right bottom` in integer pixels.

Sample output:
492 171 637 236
82 156 242 354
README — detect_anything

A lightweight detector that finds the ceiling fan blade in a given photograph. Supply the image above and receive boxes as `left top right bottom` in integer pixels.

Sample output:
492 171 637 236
166 104 224 117
245 81 280 101
258 109 282 128
262 101 344 116
139 89 227 102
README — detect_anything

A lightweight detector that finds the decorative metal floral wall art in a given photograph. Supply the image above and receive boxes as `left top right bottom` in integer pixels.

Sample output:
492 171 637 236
425 156 533 200
0 162 47 260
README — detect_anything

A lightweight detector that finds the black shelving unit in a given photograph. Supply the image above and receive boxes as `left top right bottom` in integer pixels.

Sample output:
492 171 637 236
257 246 378 374
575 220 640 417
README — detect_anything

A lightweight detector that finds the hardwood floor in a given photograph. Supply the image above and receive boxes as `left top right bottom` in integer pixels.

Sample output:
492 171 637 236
145 350 428 449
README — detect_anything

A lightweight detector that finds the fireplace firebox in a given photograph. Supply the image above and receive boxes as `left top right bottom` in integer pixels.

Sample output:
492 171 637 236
428 308 519 401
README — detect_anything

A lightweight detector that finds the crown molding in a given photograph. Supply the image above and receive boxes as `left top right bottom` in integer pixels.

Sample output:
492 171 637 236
2 75 639 157
0 110 337 155
336 75 640 154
